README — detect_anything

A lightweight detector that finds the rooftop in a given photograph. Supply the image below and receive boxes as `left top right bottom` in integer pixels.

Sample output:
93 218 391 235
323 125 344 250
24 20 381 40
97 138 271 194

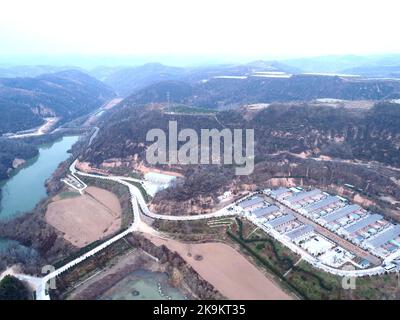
252 205 280 218
344 213 383 234
239 196 264 209
266 214 296 228
321 204 361 223
303 196 341 213
367 225 400 249
270 187 290 197
285 189 321 204
285 224 314 240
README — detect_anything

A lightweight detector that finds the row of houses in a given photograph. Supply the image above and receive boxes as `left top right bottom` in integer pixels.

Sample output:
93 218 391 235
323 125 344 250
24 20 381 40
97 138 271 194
237 194 316 243
267 187 400 260
237 191 365 269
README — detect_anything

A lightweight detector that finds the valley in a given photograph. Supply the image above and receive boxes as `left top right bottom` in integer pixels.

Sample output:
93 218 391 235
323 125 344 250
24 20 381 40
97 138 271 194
2 0 400 308
1 59 400 301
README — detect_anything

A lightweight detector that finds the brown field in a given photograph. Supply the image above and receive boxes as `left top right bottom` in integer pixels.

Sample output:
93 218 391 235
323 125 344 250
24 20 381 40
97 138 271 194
145 234 292 300
46 187 122 247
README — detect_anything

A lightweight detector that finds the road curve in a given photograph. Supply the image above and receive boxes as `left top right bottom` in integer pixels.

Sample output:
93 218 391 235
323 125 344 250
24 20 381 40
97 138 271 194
18 159 392 300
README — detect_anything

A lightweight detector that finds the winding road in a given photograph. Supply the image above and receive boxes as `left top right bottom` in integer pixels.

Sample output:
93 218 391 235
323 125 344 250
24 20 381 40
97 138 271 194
21 159 236 299
9 158 395 300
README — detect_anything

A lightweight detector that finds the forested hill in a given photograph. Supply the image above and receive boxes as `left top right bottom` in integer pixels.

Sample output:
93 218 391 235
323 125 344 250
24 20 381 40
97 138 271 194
0 139 38 180
122 75 400 109
82 101 400 169
0 70 116 134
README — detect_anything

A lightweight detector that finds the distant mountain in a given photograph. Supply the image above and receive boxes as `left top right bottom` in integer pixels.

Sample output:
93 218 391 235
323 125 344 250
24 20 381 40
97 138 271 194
282 54 400 74
245 60 302 73
122 75 400 109
341 65 400 78
0 65 82 78
98 61 300 98
0 70 116 134
87 66 127 82
101 63 186 97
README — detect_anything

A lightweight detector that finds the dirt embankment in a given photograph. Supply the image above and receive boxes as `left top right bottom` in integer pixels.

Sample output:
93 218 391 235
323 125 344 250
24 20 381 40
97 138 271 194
60 234 222 300
66 248 161 300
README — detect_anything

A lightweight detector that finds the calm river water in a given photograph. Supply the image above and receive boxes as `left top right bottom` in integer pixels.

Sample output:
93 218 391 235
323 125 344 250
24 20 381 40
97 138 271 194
0 135 79 221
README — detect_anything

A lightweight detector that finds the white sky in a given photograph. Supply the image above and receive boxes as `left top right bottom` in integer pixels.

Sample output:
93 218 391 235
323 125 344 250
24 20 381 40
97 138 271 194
0 0 399 58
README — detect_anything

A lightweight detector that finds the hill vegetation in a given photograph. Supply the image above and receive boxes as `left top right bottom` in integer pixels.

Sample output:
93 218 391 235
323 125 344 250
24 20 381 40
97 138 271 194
0 138 38 179
0 70 115 134
99 61 299 98
0 275 29 300
80 100 400 219
83 101 400 168
122 76 400 109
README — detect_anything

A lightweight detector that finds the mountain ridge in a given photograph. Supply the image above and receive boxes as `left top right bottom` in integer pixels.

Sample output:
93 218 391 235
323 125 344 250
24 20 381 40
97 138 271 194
0 70 116 134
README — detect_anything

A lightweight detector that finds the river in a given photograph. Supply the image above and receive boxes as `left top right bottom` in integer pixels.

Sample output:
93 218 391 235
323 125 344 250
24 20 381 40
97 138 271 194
0 135 79 221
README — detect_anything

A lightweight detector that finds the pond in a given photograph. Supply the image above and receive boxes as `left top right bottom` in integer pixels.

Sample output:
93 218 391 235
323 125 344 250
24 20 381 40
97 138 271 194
98 269 187 300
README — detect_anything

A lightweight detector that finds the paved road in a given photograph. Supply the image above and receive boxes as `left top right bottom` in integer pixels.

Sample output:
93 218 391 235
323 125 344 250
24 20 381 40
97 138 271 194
6 117 60 139
72 162 236 221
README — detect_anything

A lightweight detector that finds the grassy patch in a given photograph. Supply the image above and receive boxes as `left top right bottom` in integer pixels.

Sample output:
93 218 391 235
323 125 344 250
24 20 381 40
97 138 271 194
167 105 217 114
57 191 80 199
123 180 151 203
152 219 228 242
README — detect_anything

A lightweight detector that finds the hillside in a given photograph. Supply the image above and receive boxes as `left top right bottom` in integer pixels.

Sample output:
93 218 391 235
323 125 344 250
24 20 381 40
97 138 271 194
101 63 186 97
82 101 400 168
0 65 78 78
79 101 400 219
342 65 400 78
281 54 400 74
0 139 38 179
99 61 299 98
122 75 400 109
0 70 116 134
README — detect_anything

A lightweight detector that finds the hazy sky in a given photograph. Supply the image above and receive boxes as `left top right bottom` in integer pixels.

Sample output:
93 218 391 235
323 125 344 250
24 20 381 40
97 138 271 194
1 0 399 60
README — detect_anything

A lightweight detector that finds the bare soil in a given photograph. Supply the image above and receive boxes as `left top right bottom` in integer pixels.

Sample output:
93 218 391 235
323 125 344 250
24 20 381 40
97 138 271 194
45 187 122 248
145 234 292 300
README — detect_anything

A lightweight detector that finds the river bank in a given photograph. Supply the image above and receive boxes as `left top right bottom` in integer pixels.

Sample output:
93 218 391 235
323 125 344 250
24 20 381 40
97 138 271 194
0 133 90 274
0 136 80 221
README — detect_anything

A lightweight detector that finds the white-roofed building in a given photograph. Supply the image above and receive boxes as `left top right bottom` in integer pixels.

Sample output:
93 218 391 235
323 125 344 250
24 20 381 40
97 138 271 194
238 196 265 212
